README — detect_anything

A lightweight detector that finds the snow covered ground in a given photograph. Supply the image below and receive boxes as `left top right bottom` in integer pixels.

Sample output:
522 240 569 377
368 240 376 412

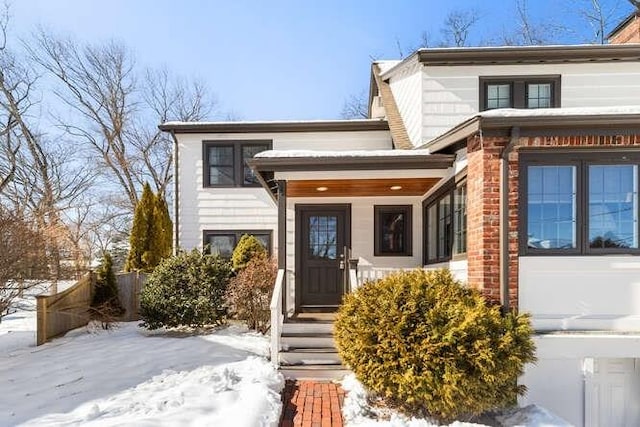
0 302 283 427
341 374 572 427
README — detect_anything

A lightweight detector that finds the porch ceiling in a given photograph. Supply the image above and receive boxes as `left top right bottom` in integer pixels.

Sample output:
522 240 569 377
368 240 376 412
286 178 440 197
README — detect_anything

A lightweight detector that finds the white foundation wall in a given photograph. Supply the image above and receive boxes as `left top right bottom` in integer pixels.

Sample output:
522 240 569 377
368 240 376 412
284 196 424 313
519 256 640 331
176 130 392 250
420 62 640 142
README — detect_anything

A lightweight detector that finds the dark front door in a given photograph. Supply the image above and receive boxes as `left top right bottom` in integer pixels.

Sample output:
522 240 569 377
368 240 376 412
296 204 351 310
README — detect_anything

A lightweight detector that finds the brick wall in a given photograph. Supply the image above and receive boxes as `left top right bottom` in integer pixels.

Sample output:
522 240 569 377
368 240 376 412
609 13 640 44
466 133 640 308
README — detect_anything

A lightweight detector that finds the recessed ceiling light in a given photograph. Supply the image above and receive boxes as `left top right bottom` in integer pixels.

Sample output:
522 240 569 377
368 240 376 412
390 185 402 191
316 186 329 192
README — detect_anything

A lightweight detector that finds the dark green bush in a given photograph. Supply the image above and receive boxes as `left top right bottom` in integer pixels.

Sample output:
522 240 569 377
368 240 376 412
225 256 276 333
139 249 232 330
231 234 266 271
334 269 536 423
91 253 124 323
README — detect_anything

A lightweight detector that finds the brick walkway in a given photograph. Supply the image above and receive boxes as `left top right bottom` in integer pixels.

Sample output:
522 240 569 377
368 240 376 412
280 380 345 427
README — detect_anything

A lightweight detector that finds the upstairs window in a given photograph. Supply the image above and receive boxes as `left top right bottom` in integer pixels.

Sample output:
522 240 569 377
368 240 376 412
480 76 560 111
203 141 271 187
521 152 640 255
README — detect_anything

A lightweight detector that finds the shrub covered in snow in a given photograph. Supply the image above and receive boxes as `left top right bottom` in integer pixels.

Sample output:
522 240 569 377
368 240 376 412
231 234 267 271
139 249 232 329
334 269 536 424
225 256 276 333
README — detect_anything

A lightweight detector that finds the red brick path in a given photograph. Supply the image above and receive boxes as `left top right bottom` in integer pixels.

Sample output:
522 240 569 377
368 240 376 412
280 380 345 427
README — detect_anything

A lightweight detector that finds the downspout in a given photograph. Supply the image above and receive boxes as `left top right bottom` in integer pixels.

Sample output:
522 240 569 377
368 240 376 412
170 130 180 255
499 126 520 313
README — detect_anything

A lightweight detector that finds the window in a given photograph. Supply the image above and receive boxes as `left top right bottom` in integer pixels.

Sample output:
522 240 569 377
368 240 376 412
374 205 412 256
424 181 467 264
480 76 560 111
203 230 272 258
203 141 271 187
520 152 640 255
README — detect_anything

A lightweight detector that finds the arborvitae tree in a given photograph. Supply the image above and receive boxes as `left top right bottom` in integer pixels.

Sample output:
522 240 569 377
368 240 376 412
91 252 124 319
152 194 173 261
231 234 267 271
125 183 155 272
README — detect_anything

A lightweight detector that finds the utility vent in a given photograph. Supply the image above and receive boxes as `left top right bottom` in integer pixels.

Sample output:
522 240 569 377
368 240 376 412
370 95 385 119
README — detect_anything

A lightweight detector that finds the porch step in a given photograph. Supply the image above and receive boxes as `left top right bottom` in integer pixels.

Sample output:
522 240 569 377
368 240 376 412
279 348 342 365
281 332 335 349
280 364 349 380
282 321 334 334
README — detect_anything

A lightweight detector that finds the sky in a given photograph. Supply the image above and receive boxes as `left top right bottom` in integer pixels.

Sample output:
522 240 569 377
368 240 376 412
7 0 636 121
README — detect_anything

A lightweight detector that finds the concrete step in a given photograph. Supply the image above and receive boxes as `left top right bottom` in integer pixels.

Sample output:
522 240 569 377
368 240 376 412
281 333 335 350
282 321 334 335
280 364 349 380
279 348 342 366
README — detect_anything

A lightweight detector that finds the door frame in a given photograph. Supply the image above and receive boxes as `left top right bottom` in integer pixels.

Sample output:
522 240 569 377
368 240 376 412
294 203 352 312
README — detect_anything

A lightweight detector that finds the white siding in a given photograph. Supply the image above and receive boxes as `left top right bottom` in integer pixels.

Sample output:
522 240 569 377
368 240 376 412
176 130 392 251
388 59 423 146
421 62 640 143
284 196 423 312
519 256 640 331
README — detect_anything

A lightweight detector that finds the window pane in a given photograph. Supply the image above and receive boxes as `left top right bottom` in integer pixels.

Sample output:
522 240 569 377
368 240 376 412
438 195 452 258
588 165 638 249
242 145 269 185
208 146 234 185
453 184 467 254
527 165 577 249
486 84 511 109
207 234 236 258
309 215 337 259
379 210 406 254
427 204 437 262
527 83 552 109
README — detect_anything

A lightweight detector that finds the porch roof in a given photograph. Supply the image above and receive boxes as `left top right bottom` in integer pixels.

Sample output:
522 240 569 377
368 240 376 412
248 149 454 198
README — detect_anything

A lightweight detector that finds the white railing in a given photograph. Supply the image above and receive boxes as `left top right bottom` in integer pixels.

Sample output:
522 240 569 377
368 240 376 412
348 267 359 292
270 269 286 367
356 266 410 288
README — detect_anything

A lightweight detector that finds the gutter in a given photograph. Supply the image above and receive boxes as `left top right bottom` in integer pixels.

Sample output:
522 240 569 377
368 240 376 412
499 127 520 313
170 130 179 255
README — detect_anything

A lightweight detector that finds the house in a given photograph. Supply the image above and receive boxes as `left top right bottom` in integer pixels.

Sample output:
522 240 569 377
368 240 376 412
159 11 640 426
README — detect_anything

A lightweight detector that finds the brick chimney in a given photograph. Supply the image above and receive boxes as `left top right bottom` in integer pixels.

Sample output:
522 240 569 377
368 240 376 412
608 11 640 44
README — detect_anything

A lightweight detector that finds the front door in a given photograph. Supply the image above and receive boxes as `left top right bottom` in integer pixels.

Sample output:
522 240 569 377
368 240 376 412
296 204 351 311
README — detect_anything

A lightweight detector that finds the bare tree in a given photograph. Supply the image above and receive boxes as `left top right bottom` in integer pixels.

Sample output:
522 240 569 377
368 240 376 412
340 90 369 119
440 9 481 47
572 0 627 43
498 0 566 45
28 31 214 210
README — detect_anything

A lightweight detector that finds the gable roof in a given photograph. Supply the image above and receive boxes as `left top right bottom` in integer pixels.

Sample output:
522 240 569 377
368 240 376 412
370 63 414 150
607 10 640 40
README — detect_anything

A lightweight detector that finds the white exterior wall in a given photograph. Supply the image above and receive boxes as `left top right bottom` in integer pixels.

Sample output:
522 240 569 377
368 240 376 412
420 62 640 143
284 196 423 313
519 256 640 331
388 59 423 147
176 130 392 250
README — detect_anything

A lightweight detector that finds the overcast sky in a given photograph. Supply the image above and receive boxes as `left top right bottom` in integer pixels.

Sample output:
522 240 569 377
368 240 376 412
8 0 635 121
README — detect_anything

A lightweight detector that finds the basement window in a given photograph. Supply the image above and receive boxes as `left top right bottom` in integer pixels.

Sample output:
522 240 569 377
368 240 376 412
203 230 272 258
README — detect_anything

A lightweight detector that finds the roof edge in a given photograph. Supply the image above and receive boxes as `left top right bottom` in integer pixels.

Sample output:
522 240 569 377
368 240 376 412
158 119 390 134
607 10 640 39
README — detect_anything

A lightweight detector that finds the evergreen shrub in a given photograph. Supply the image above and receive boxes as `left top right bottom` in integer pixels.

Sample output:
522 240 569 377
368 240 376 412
225 256 276 333
90 252 124 324
231 234 266 271
139 249 232 329
334 269 536 423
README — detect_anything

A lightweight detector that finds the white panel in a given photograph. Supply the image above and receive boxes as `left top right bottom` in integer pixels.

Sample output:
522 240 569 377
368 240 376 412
519 256 640 331
388 59 423 146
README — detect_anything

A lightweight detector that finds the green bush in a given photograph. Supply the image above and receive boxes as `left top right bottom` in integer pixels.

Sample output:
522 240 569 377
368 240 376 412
334 269 536 424
231 234 266 271
139 249 232 330
91 252 124 322
225 256 276 333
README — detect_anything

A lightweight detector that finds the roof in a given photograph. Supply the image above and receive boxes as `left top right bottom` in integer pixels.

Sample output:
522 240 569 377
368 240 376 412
607 10 640 40
158 119 389 133
249 149 454 172
423 105 640 153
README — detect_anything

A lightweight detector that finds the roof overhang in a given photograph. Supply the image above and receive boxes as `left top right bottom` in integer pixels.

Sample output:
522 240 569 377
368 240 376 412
158 119 389 134
417 44 640 66
423 108 640 153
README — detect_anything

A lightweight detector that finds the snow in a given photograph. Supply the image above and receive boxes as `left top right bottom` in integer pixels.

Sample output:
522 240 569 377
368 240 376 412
161 118 386 127
341 374 573 427
0 303 284 427
479 105 640 118
254 149 432 159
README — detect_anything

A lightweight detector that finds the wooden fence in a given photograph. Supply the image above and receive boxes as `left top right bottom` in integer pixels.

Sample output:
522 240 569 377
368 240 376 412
115 272 147 322
36 272 96 346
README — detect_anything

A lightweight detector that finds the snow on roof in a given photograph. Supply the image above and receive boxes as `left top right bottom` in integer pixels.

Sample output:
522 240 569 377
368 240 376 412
479 105 640 118
161 118 386 127
373 60 402 74
254 149 432 159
